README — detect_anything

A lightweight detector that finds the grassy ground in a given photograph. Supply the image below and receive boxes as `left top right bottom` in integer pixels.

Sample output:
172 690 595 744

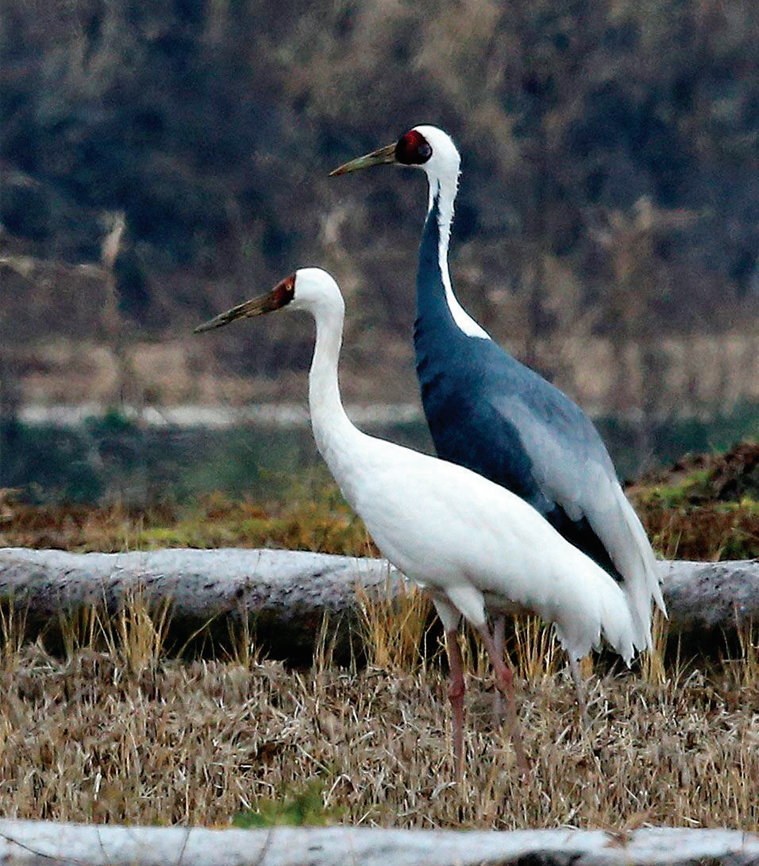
0 601 758 830
2 450 759 831
0 473 376 555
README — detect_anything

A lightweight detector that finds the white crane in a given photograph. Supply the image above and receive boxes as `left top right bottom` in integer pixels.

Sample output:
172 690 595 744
195 267 638 779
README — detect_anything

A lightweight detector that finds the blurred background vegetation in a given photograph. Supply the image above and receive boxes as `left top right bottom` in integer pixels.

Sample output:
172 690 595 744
3 0 759 502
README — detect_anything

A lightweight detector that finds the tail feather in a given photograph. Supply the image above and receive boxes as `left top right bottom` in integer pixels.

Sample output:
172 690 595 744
612 485 666 652
553 550 637 666
587 475 666 653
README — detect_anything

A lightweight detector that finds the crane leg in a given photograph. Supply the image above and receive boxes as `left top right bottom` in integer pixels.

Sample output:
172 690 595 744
492 614 506 721
568 655 590 730
493 614 506 657
444 628 466 781
477 623 530 777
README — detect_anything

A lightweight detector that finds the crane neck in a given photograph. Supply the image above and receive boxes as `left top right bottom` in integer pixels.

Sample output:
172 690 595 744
307 299 366 496
422 172 490 340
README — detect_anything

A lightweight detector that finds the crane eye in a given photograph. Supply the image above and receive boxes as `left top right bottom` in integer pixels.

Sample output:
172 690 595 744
395 130 433 165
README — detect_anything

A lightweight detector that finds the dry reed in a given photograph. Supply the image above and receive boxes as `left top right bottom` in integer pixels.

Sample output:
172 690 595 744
0 587 757 831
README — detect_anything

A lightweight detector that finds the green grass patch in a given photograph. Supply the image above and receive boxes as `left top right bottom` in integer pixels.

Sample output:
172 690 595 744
233 780 343 828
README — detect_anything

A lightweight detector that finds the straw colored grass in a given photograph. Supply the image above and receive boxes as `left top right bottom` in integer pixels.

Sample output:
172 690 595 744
0 590 757 831
2 490 758 829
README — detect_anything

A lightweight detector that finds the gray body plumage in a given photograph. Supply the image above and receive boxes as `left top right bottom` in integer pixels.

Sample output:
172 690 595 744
415 194 664 648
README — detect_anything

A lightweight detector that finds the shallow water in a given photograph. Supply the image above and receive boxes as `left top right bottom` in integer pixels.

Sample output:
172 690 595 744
2 402 759 504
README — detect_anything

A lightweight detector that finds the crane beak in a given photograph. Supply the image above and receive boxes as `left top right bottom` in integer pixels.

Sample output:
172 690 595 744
329 143 396 176
194 276 295 333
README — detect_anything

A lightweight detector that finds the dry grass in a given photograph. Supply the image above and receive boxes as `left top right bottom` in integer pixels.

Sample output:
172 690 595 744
0 591 758 831
2 492 759 829
0 485 376 556
357 578 433 672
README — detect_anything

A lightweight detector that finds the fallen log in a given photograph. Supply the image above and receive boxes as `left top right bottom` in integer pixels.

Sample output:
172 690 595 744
0 821 756 866
659 559 759 632
0 548 757 658
0 547 398 660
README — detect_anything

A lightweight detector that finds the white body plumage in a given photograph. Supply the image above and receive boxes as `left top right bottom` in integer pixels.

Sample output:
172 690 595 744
295 267 636 665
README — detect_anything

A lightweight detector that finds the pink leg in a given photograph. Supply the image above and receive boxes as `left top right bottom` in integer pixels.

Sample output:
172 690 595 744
445 628 466 781
477 623 530 777
569 654 590 729
493 614 506 658
492 615 506 720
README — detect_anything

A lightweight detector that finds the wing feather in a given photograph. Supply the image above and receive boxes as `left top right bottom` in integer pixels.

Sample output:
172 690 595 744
489 390 666 649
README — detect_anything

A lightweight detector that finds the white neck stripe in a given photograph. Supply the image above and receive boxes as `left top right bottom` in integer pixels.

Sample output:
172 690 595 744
428 177 490 341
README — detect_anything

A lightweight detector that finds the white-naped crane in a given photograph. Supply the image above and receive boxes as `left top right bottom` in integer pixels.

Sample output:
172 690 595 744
331 127 665 719
195 267 639 779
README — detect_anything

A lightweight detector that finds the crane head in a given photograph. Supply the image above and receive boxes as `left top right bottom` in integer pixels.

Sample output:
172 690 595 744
194 269 343 333
330 128 437 176
194 274 296 332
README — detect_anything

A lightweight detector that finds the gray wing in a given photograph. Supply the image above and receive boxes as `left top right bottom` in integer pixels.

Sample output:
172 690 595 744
490 391 665 649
